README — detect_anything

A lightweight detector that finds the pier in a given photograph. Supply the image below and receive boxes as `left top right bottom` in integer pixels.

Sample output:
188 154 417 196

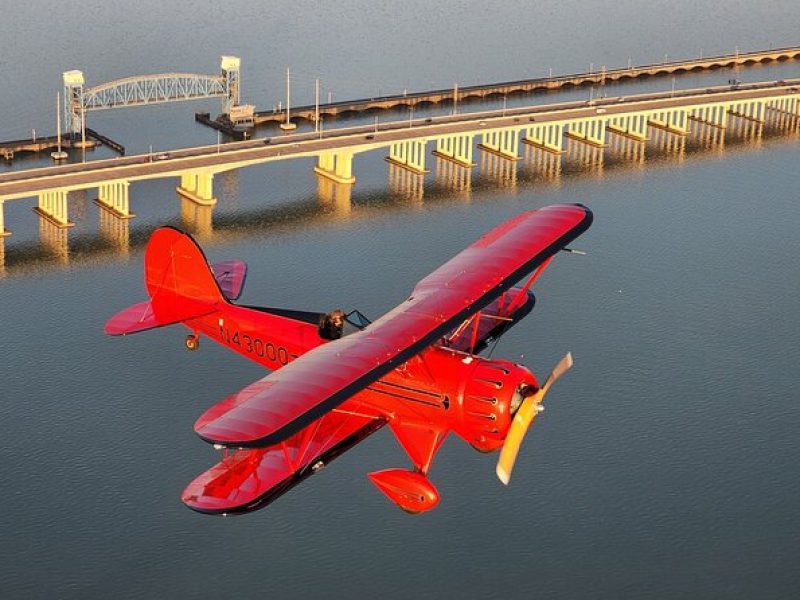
1 128 125 162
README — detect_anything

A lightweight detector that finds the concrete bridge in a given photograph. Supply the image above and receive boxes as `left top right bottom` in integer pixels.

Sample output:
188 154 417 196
0 78 797 238
247 45 800 128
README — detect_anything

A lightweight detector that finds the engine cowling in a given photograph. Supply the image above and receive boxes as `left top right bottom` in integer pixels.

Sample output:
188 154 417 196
452 357 539 452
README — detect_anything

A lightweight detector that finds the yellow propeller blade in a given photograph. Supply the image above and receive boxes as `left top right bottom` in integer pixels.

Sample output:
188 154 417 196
496 352 573 485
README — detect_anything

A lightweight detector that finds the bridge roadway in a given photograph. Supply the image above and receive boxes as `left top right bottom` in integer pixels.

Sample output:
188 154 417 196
0 78 798 233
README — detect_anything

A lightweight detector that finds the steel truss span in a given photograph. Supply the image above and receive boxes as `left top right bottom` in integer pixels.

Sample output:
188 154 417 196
83 74 227 110
62 56 241 135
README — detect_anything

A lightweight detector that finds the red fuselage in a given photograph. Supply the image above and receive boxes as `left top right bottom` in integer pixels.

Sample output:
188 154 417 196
185 301 538 467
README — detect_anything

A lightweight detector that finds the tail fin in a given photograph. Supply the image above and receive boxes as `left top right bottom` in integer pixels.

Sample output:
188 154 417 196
105 227 225 336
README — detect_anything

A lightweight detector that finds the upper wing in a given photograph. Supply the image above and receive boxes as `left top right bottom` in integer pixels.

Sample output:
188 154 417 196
195 204 592 447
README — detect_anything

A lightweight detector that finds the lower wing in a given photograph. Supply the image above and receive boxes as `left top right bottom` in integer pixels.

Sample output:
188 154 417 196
182 398 386 514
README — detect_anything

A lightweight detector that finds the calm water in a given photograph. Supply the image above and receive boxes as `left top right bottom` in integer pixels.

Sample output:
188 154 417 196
1 2 799 599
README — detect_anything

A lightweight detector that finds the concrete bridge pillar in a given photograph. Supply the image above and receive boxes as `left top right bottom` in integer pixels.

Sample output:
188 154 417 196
177 172 217 206
314 151 356 184
0 199 10 237
523 124 565 153
34 190 74 228
96 181 134 218
688 104 728 129
478 129 520 159
566 119 609 147
607 114 649 141
765 97 797 118
433 134 475 167
387 140 429 174
728 101 766 123
649 109 690 135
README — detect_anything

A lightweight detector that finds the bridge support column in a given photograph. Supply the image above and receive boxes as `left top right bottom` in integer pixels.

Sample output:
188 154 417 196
765 97 799 118
566 119 608 147
314 151 356 184
478 129 520 159
34 190 74 228
688 105 728 129
177 172 217 206
607 114 649 141
728 101 766 123
96 181 134 218
386 140 429 174
0 199 10 237
649 110 690 135
523 124 565 153
432 135 475 167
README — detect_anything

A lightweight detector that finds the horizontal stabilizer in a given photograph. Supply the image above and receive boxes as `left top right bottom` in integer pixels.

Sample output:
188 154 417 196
104 300 216 336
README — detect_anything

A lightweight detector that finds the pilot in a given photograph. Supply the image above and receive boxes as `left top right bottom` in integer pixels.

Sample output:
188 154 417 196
319 309 346 340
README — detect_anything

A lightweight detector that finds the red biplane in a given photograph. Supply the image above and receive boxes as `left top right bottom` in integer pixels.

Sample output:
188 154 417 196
105 203 592 515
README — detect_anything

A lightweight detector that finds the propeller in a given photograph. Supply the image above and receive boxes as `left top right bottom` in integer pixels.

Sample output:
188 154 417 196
496 352 573 485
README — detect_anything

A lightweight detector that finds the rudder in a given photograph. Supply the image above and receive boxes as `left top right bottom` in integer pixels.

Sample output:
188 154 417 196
105 227 225 336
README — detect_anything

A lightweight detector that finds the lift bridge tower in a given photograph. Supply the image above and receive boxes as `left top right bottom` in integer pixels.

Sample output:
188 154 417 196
63 56 243 138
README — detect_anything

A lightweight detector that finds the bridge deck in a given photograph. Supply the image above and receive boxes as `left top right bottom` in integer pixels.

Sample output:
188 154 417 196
1 78 797 201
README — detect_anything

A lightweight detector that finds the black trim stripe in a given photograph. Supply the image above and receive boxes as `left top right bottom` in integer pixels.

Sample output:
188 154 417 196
366 385 444 409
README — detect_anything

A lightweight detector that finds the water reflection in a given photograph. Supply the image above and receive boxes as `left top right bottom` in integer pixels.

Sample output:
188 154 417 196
317 175 353 216
0 113 797 277
387 163 424 204
479 150 517 189
38 218 69 265
522 143 564 183
433 156 472 199
563 140 605 178
98 204 130 254
179 194 215 240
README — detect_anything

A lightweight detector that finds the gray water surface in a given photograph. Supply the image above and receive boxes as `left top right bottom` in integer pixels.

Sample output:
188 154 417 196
1 2 799 599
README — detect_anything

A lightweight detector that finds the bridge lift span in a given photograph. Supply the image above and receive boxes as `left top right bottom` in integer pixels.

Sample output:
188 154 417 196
62 56 242 137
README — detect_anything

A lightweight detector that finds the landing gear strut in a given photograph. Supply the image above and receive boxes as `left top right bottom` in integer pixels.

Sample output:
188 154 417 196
185 334 200 351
